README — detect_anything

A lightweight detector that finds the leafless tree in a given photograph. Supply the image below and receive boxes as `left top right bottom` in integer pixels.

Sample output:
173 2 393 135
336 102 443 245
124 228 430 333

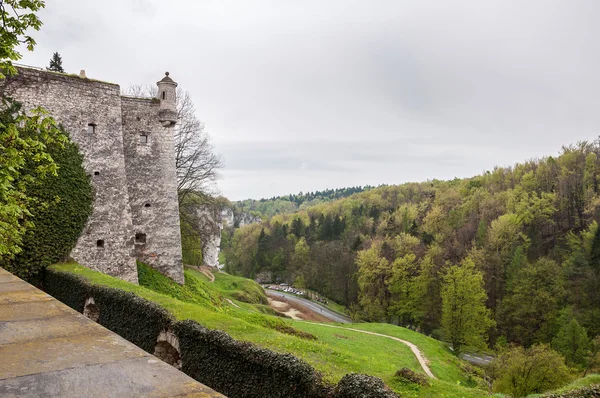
125 85 224 205
125 85 224 265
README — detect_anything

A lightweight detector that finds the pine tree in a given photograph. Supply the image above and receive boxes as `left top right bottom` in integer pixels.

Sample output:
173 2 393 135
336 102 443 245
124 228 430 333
47 52 64 73
552 309 589 368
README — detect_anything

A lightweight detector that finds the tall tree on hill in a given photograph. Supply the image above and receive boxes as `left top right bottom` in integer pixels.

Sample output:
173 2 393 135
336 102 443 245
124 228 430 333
47 52 64 72
441 259 494 356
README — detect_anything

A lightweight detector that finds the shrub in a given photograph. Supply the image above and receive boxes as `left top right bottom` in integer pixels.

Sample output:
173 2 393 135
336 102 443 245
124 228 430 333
490 344 573 397
395 367 429 386
334 374 399 398
545 385 600 397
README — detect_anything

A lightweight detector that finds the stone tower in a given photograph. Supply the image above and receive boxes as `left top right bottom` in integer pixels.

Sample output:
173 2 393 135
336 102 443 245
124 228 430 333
121 72 184 284
157 72 178 127
1 67 185 284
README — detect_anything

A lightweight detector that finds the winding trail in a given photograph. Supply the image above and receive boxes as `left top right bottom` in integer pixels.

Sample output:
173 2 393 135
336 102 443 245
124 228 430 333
185 264 216 282
225 298 241 308
311 323 437 379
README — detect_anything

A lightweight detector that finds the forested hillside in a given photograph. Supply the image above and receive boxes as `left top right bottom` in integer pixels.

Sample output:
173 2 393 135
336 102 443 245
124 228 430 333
234 186 375 217
224 140 600 361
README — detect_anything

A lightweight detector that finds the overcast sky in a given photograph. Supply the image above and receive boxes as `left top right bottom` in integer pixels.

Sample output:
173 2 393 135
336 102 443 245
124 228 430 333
19 0 600 200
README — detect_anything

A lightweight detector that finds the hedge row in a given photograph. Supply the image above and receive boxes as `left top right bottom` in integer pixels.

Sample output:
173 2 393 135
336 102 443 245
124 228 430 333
43 269 172 353
545 386 600 398
43 268 399 398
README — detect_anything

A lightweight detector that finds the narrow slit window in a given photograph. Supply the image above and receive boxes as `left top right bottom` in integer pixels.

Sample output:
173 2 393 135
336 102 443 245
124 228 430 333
94 171 100 176
87 123 96 134
162 91 166 100
144 203 151 208
96 239 105 248
140 134 148 144
135 233 147 244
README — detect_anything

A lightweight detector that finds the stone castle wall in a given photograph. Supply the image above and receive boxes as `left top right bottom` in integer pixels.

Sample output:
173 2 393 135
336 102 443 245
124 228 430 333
121 96 183 283
1 67 184 284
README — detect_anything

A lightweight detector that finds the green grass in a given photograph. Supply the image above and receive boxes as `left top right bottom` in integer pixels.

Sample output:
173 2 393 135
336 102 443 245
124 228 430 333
49 262 487 398
530 374 600 397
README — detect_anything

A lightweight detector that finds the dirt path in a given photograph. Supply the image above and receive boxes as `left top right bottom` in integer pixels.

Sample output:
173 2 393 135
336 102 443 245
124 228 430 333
226 298 241 309
267 298 305 320
311 323 437 379
186 264 216 282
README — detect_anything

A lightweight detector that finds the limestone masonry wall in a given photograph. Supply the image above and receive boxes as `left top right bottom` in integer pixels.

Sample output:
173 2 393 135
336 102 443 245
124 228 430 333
0 67 184 284
122 96 183 283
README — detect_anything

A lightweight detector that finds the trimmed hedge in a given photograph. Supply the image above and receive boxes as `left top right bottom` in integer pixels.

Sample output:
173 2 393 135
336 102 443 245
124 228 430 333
43 267 400 398
43 269 172 352
334 374 399 398
545 386 600 398
175 320 330 398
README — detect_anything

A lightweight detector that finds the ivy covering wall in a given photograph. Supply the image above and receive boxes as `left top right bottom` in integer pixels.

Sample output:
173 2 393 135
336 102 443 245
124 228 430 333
0 105 92 280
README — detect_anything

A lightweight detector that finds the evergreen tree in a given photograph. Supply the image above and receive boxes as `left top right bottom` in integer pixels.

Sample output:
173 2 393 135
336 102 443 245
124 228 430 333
441 259 494 355
47 52 64 72
552 309 589 368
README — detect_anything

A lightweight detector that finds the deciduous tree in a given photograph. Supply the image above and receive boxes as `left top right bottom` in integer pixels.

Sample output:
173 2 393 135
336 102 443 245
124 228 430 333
441 259 494 355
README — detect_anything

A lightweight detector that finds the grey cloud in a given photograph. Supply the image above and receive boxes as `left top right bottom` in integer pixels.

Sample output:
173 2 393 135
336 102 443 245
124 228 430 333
17 0 600 199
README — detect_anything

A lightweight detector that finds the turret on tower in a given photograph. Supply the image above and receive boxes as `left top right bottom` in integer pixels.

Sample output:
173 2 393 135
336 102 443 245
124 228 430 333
157 72 178 127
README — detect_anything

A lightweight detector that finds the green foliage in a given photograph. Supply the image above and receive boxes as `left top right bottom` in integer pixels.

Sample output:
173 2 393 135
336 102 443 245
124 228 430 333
395 367 430 386
552 308 589 368
0 97 69 261
225 139 600 350
138 262 223 308
0 0 45 78
542 374 600 397
441 259 494 356
44 263 413 398
356 244 391 321
1 128 92 280
43 266 173 353
334 374 399 398
47 52 64 73
180 219 203 266
235 185 375 218
175 320 330 398
490 344 572 397
499 257 565 346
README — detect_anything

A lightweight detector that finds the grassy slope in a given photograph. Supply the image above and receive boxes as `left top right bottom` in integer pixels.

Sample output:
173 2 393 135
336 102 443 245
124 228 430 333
50 263 486 398
530 374 600 397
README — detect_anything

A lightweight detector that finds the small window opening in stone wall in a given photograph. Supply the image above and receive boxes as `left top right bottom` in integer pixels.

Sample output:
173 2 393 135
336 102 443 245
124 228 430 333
94 171 100 176
83 297 100 322
144 203 151 208
96 239 104 248
154 330 181 369
162 91 166 100
87 123 96 134
135 233 147 244
140 134 148 144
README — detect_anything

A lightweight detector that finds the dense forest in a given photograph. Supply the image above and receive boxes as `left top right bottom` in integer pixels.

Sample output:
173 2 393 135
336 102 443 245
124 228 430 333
224 140 600 362
234 186 376 218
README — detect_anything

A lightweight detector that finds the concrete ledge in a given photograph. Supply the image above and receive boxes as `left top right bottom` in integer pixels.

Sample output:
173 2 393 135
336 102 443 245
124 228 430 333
0 267 225 397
